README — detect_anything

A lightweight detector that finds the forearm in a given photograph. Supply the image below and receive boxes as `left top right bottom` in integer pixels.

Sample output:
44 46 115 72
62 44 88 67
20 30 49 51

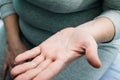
4 14 21 44
76 17 115 43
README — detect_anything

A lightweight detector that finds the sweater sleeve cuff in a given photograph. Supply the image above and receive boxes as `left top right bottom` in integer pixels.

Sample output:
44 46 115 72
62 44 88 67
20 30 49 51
0 3 16 19
96 10 120 41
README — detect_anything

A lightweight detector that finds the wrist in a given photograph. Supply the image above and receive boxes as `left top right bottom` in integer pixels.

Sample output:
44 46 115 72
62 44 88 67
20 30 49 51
76 17 115 43
7 36 22 46
75 21 99 42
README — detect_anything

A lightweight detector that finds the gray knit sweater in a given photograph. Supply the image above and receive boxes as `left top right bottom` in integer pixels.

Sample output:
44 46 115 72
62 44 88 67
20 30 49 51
0 0 120 80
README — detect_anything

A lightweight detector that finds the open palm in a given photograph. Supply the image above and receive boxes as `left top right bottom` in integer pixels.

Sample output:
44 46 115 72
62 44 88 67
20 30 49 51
11 28 101 80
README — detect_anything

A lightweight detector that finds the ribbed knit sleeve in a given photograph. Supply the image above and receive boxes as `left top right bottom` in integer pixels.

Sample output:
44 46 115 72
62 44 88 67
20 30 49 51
0 0 15 19
97 0 120 40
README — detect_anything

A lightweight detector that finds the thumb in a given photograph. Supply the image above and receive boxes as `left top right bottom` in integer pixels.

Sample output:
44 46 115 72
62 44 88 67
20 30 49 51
85 45 101 68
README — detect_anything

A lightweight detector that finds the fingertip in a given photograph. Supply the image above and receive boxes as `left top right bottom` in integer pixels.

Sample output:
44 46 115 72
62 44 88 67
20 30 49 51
15 46 41 64
10 66 20 77
14 55 22 64
10 64 21 77
87 55 102 68
86 49 101 68
95 61 102 68
85 44 102 68
96 56 102 68
1 63 8 78
92 59 102 68
10 68 16 77
93 55 102 68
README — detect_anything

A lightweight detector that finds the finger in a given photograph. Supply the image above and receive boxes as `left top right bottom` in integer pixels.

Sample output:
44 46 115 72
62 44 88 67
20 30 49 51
11 62 38 77
33 60 66 80
9 65 14 79
2 49 9 78
85 43 101 68
11 55 45 76
15 46 41 64
14 59 52 80
1 62 8 79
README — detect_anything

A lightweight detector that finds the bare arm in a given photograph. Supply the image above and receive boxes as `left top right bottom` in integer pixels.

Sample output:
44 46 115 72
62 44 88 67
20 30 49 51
2 14 28 79
76 17 115 43
4 14 21 44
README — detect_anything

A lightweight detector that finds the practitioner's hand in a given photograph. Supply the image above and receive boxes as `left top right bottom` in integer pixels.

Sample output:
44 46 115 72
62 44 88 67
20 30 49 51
2 40 28 79
11 27 101 80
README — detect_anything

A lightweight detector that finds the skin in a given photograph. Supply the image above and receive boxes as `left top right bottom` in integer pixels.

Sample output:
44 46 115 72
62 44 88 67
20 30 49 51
8 17 114 80
2 14 28 79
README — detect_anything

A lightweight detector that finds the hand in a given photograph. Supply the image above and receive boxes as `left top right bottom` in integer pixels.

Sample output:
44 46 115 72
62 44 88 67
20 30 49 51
2 40 28 79
11 27 101 80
